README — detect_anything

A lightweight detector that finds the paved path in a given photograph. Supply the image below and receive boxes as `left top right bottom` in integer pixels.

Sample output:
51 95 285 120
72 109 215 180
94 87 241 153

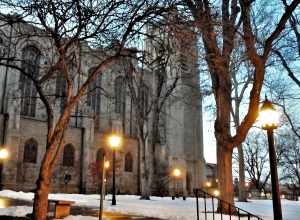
0 196 162 220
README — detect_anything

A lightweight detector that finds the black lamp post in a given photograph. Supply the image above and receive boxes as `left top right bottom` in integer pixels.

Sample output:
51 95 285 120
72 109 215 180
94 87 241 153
0 148 9 190
108 134 122 206
99 157 109 220
259 97 282 220
172 168 181 200
112 149 116 205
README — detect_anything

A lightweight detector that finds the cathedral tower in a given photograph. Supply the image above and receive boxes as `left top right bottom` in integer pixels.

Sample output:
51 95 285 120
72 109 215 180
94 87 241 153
145 12 206 195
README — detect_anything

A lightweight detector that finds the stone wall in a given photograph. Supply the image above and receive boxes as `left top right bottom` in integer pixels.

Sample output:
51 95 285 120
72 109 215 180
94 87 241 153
2 116 139 194
90 133 139 194
0 114 3 142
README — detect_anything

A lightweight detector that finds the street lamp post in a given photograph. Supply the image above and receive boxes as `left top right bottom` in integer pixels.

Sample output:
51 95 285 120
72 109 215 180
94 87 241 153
258 97 282 220
108 134 122 206
0 148 9 190
172 168 181 200
99 157 110 220
112 149 116 205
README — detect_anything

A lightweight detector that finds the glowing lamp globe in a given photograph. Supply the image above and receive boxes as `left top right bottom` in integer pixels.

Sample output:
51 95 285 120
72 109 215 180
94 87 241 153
0 148 9 159
104 161 110 169
258 98 279 130
213 189 220 197
108 134 122 149
172 168 181 177
206 181 212 187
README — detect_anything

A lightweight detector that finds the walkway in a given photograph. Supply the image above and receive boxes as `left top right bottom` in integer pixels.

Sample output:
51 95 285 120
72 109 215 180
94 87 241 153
0 197 162 220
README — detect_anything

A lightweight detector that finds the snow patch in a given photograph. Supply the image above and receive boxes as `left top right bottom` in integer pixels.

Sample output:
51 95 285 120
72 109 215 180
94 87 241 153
0 206 32 217
0 190 299 220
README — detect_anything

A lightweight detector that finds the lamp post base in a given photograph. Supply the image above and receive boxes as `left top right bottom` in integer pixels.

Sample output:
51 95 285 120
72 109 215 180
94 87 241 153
267 129 282 220
112 196 116 206
112 150 116 206
0 161 3 191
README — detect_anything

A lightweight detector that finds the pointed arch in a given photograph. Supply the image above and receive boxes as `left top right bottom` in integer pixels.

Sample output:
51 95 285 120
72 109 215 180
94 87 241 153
140 84 149 117
23 138 38 163
63 144 75 167
55 71 66 113
0 32 7 57
87 67 102 114
114 75 126 114
96 148 106 162
124 152 133 172
19 45 41 117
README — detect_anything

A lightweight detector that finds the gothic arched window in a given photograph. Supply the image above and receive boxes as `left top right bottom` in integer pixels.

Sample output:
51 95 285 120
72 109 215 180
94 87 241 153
19 46 41 117
23 138 38 163
63 144 75 167
55 72 66 113
96 148 106 162
124 152 133 172
141 84 149 117
87 68 102 114
114 76 126 115
0 35 6 58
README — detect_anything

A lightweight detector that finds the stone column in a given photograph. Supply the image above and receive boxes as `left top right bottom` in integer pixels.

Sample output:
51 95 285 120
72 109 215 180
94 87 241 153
81 115 94 193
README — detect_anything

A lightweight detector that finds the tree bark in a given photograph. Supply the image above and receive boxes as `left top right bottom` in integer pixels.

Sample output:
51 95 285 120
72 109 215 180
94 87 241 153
232 68 248 202
33 170 50 220
150 101 160 191
217 144 236 214
32 107 69 220
139 135 151 200
32 140 58 220
213 70 236 214
137 141 141 195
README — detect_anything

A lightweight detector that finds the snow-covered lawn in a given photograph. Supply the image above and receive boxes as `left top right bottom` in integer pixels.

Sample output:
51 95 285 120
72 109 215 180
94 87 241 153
0 190 299 220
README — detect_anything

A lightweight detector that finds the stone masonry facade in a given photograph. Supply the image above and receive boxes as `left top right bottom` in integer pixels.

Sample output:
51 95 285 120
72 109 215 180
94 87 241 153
0 14 206 195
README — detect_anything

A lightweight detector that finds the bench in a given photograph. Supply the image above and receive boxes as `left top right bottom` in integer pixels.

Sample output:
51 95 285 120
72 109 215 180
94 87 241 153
48 199 75 219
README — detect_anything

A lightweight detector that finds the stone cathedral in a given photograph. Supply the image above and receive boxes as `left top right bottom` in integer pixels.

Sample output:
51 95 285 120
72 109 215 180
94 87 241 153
0 15 206 195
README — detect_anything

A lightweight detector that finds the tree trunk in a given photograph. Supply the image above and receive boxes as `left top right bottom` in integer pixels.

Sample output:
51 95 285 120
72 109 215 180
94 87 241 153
32 148 54 220
217 144 236 214
233 75 248 202
137 140 141 195
139 135 150 200
33 173 50 220
212 71 236 214
238 144 247 202
150 106 160 192
32 122 66 220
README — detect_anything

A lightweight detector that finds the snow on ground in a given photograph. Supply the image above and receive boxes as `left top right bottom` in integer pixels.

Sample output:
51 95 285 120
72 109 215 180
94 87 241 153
0 206 32 217
236 199 300 220
0 190 299 220
63 216 98 220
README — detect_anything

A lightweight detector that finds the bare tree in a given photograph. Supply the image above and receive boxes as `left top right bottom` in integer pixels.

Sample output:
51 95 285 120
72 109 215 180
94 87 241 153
183 0 300 213
230 40 252 202
244 131 271 195
0 0 175 219
277 130 300 197
273 0 300 88
123 24 181 198
121 11 199 199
